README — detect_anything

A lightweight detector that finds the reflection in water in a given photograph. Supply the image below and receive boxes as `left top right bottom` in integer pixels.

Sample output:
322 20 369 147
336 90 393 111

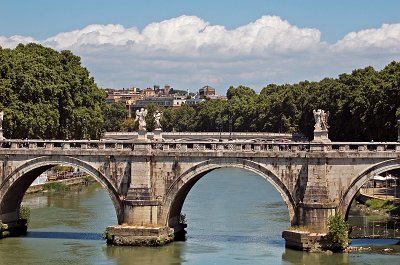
0 169 399 265
25 231 102 240
105 243 183 265
282 249 350 265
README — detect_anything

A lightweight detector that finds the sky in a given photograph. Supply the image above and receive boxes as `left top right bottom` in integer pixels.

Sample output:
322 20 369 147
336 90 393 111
1 0 400 94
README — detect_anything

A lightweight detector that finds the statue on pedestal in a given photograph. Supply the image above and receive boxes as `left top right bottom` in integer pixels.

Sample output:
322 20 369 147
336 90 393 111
135 108 148 131
0 111 3 130
312 109 330 143
154 111 163 130
313 109 329 131
0 110 4 140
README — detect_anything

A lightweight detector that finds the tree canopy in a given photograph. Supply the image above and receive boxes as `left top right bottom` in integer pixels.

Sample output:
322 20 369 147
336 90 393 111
143 62 400 141
0 43 126 139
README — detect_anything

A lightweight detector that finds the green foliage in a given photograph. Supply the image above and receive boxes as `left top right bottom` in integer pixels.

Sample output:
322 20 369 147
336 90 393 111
180 213 187 224
0 43 107 139
43 182 69 191
327 213 349 251
365 199 400 214
1 43 398 142
121 117 137 132
19 205 30 223
102 102 127 132
52 165 73 172
84 175 95 183
142 62 399 142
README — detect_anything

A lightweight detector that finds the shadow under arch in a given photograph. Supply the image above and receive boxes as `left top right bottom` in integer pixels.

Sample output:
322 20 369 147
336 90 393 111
0 156 123 224
338 158 400 219
162 158 296 231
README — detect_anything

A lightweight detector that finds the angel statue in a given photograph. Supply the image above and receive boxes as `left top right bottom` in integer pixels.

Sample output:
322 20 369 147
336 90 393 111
0 111 3 130
313 109 329 131
154 111 163 130
135 108 148 131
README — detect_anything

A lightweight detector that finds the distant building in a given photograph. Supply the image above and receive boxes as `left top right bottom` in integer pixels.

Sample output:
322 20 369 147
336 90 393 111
199 85 216 97
142 88 156 97
106 84 225 118
186 94 205 106
106 88 141 117
132 95 188 112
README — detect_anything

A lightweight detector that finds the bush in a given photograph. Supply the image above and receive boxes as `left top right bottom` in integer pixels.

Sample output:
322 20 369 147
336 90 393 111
365 199 400 214
43 182 69 191
180 213 187 224
327 213 349 251
19 205 31 223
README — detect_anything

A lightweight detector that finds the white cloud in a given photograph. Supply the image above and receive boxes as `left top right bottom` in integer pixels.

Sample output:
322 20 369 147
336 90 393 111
0 35 37 48
333 23 400 53
1 15 400 93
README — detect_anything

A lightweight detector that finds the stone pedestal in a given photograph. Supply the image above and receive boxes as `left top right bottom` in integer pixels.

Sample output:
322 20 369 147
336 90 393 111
282 230 328 252
153 128 162 142
137 129 148 141
312 129 330 143
104 225 174 246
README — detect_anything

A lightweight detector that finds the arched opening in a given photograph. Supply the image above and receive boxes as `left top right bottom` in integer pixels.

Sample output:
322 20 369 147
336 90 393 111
167 167 292 260
162 158 296 239
339 159 400 240
0 156 122 231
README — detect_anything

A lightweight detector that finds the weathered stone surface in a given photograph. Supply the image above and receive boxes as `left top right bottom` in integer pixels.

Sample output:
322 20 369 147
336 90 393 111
282 230 329 252
0 138 399 249
105 225 174 246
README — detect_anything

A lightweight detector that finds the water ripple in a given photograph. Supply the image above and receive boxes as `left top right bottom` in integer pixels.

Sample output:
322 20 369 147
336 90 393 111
23 231 102 240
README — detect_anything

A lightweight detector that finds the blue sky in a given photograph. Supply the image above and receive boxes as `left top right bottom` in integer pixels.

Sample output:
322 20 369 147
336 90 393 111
1 1 400 93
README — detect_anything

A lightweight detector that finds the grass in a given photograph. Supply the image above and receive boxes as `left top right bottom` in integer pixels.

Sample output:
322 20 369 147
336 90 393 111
43 182 69 192
287 225 319 233
365 199 400 214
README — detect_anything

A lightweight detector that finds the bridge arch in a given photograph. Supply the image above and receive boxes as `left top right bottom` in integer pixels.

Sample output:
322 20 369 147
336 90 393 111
161 158 296 230
339 158 400 218
0 156 123 225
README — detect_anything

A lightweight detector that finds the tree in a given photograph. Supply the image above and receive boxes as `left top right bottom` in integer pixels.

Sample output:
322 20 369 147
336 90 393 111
102 102 128 132
173 104 197 131
0 43 107 139
326 213 349 251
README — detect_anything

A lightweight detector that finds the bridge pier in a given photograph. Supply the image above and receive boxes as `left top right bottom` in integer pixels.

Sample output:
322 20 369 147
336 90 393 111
0 218 28 239
282 204 337 252
104 200 175 246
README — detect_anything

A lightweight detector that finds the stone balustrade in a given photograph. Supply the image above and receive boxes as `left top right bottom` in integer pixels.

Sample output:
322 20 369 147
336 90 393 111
0 139 399 153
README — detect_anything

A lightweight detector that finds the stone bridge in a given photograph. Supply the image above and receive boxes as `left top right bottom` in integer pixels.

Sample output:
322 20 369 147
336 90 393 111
0 137 399 249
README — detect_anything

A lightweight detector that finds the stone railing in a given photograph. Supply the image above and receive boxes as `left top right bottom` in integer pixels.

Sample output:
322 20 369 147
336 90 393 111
0 139 399 153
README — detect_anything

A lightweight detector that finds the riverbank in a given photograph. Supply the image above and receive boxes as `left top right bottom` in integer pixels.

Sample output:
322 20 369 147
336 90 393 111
348 240 400 255
26 176 91 193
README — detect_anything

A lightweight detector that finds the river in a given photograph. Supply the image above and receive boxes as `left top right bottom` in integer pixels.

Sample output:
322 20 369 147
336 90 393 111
0 168 399 264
